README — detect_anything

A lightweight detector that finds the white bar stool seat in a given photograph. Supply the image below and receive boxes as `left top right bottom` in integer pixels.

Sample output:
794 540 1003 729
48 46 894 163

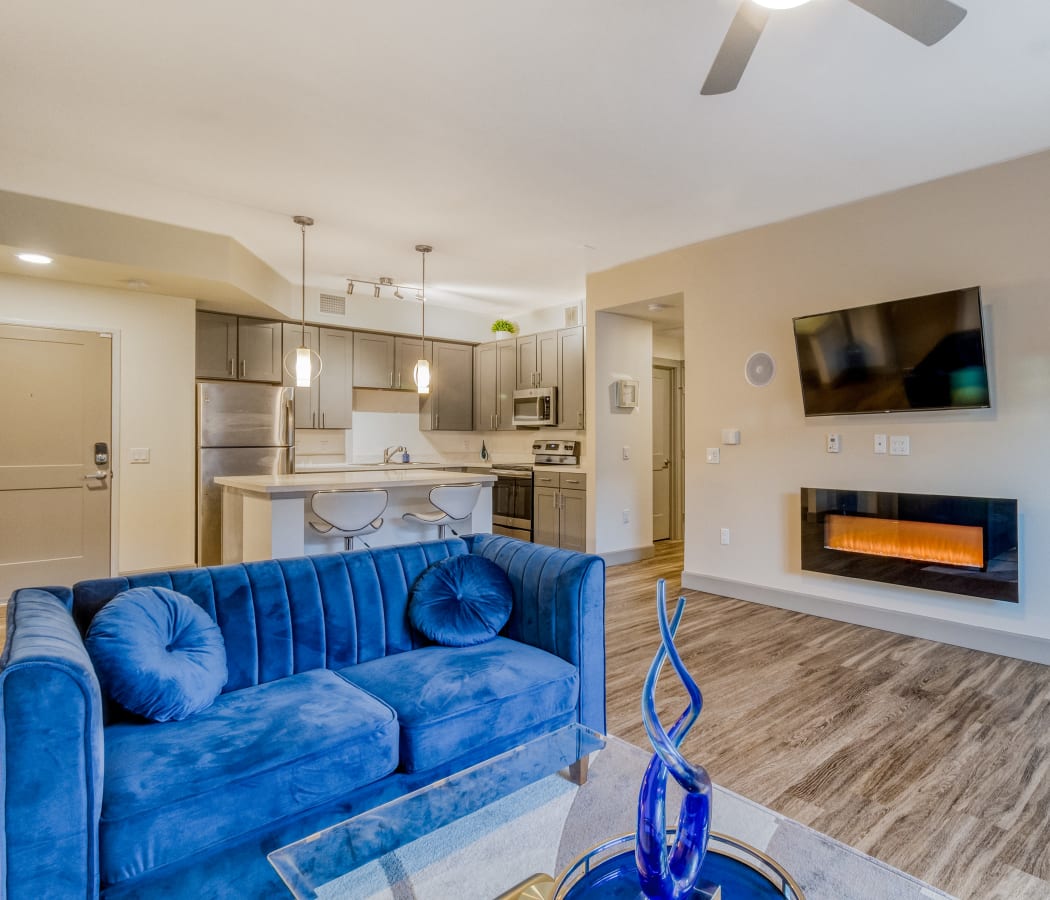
402 483 483 540
309 488 388 551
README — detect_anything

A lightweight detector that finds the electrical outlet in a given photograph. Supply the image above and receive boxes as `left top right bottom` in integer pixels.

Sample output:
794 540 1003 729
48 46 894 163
826 433 841 453
720 527 730 546
706 448 720 464
890 435 910 456
874 433 887 454
622 509 630 523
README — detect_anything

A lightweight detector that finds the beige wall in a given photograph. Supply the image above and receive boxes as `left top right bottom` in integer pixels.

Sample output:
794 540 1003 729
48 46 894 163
588 149 1050 651
0 274 196 575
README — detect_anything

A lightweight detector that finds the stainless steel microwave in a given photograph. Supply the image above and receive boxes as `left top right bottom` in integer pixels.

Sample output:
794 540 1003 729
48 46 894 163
512 387 558 427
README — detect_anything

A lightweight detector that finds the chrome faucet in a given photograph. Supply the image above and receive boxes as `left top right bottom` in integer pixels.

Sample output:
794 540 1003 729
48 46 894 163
383 445 407 464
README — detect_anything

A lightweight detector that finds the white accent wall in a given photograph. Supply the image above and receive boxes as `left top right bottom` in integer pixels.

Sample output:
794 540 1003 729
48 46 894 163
0 273 196 575
587 149 1050 660
591 311 654 557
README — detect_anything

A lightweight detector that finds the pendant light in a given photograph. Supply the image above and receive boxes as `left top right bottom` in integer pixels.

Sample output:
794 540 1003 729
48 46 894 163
413 244 432 395
283 215 322 388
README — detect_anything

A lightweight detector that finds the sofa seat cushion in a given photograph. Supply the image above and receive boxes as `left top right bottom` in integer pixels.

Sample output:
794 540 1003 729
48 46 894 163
338 637 578 773
98 669 399 887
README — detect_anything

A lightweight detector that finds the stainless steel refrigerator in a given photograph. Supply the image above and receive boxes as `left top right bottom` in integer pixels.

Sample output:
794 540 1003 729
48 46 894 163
196 381 294 566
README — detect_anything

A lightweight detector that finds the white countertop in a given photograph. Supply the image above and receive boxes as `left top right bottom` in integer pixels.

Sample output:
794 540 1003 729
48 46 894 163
215 468 496 496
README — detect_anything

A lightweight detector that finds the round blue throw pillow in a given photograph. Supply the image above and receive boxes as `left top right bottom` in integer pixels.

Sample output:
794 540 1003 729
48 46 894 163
409 555 514 647
85 587 228 722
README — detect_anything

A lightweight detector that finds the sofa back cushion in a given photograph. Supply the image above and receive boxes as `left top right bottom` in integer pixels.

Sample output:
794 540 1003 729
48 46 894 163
73 540 468 693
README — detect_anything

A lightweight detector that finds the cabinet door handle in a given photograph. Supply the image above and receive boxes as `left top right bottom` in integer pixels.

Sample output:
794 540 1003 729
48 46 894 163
322 412 326 428
240 360 246 378
389 372 393 388
397 372 401 389
577 411 583 428
227 358 234 376
312 411 316 428
435 414 440 429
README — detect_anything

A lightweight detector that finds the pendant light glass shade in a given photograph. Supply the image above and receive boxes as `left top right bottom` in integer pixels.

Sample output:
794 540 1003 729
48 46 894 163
294 346 313 388
413 358 431 395
282 216 323 388
414 244 433 395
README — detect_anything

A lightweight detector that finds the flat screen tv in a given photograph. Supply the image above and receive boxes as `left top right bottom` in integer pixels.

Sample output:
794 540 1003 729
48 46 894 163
792 287 990 416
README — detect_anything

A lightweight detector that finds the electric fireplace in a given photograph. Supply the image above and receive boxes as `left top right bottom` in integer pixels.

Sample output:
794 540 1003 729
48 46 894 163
801 488 1018 602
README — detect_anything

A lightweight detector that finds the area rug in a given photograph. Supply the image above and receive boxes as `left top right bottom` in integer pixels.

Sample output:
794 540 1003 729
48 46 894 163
314 736 956 900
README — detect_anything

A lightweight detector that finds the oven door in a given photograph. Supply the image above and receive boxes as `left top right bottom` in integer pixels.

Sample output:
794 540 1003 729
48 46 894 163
492 472 533 541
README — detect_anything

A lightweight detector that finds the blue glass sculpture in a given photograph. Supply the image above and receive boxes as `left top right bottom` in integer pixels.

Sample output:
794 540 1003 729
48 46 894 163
635 578 713 900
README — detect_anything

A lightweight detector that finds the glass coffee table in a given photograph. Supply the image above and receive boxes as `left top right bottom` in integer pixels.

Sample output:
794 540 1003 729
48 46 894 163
268 723 606 899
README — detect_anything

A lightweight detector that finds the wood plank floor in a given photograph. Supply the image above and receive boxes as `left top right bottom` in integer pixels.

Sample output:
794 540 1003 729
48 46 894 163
606 541 1050 900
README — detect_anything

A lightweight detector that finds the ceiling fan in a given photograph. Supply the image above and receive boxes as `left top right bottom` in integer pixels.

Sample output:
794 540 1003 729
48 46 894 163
701 0 968 95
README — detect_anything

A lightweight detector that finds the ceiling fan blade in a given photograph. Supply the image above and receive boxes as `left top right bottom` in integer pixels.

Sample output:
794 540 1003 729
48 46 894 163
845 0 967 46
701 2 771 96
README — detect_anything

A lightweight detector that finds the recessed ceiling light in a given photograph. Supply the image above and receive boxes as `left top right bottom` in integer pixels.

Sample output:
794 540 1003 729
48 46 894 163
16 252 53 265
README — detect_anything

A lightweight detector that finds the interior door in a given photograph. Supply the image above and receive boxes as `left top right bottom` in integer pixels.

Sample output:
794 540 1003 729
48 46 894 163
0 324 112 599
652 366 672 542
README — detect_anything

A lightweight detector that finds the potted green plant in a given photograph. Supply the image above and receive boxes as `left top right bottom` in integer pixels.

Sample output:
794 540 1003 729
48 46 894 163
491 318 517 339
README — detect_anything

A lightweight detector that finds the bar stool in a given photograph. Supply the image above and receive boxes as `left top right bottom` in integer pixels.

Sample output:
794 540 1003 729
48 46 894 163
402 483 483 540
309 489 388 551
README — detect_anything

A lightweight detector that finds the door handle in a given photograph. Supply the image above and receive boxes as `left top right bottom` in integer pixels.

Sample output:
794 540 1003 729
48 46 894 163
240 359 246 378
227 358 234 376
84 471 108 481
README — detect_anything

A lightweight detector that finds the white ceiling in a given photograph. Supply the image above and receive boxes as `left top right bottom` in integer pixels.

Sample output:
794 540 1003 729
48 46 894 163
2 1 1050 315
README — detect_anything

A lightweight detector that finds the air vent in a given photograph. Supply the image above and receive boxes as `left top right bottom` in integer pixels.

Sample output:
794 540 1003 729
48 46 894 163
319 293 346 316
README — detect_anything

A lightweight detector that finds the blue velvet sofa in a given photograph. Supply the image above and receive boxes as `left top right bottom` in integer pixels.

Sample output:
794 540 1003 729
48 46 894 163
0 535 605 899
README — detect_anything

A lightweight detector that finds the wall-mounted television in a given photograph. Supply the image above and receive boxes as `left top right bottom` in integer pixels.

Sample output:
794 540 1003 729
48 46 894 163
792 287 990 417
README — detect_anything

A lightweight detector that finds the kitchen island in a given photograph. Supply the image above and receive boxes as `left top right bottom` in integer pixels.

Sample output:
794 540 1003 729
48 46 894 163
215 468 495 563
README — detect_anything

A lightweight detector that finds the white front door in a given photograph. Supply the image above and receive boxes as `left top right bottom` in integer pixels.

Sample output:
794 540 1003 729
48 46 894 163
0 324 113 599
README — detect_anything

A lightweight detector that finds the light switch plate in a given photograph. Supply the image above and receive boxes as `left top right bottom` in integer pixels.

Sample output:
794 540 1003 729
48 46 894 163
706 447 720 464
874 433 888 454
826 433 841 453
130 447 150 464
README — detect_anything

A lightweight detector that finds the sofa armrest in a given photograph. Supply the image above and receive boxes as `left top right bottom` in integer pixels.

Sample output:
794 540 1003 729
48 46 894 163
1 589 103 900
465 535 606 735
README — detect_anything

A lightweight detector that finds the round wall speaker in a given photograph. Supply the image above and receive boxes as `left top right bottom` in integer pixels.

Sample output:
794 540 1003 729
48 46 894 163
744 351 776 387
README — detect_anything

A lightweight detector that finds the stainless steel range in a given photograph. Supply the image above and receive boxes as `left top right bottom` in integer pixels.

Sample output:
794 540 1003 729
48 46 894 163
531 439 579 466
490 464 534 542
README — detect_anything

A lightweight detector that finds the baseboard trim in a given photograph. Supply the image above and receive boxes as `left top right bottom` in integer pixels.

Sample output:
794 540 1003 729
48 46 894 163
601 545 656 567
681 571 1050 665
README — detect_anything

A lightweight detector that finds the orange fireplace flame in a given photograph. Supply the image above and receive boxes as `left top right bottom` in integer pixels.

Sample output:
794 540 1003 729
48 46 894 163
825 514 984 568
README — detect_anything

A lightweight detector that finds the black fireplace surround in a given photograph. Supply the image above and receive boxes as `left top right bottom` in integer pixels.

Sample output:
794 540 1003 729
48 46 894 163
801 488 1018 602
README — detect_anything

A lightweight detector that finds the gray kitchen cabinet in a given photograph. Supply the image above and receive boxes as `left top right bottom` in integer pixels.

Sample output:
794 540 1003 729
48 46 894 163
196 311 238 379
474 338 517 431
395 336 425 391
420 340 473 431
353 332 395 388
532 471 587 550
352 332 426 390
283 325 354 429
196 312 280 382
557 325 585 430
282 323 319 428
237 318 282 383
515 330 558 390
532 485 560 548
317 328 353 428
